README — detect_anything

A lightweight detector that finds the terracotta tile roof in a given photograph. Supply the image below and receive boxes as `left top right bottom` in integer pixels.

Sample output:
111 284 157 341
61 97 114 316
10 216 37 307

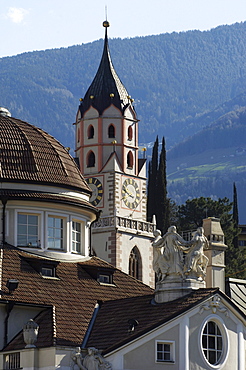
87 288 220 354
0 189 98 213
3 308 54 351
0 245 153 349
0 115 91 193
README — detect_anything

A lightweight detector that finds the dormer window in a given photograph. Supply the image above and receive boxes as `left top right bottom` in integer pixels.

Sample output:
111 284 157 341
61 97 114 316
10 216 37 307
81 265 115 285
108 124 115 138
23 257 59 279
41 266 55 277
98 274 111 284
40 262 59 279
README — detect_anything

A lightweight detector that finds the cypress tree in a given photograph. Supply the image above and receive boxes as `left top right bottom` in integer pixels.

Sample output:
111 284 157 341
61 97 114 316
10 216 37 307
147 136 158 222
156 137 169 233
232 182 239 250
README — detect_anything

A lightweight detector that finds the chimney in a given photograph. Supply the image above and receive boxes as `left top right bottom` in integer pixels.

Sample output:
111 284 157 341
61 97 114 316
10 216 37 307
203 217 228 292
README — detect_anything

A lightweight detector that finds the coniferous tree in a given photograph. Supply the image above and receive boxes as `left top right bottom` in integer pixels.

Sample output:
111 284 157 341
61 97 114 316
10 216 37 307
177 196 245 279
156 137 169 233
147 136 158 222
232 182 239 250
233 182 239 224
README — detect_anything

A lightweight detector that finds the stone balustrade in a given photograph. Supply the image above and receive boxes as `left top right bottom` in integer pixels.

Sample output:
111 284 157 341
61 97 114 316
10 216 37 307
92 216 155 234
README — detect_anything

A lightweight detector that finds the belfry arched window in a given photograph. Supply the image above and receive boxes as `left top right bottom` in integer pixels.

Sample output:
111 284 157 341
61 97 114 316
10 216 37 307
108 124 115 138
87 151 95 167
129 246 142 280
127 151 134 169
128 126 133 141
88 125 94 139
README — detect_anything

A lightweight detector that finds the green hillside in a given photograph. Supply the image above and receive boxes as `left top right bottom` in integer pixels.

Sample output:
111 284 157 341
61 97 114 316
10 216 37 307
167 107 246 221
0 22 246 149
1 21 246 220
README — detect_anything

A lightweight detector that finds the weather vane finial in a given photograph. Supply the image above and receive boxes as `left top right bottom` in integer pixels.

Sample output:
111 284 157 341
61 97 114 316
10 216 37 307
103 6 110 29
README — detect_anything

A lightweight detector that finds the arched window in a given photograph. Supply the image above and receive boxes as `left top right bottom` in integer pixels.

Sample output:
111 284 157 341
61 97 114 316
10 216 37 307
77 128 80 143
129 246 142 280
108 124 115 138
128 126 133 141
127 151 134 169
87 125 94 139
87 151 95 167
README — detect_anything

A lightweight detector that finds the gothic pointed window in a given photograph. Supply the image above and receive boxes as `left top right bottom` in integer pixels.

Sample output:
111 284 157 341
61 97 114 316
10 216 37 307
127 151 134 169
129 246 142 280
88 125 94 139
87 151 95 167
108 124 115 138
128 126 133 141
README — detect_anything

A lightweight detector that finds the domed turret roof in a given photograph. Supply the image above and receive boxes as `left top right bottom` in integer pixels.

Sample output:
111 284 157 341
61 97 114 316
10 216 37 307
78 21 134 117
0 114 91 193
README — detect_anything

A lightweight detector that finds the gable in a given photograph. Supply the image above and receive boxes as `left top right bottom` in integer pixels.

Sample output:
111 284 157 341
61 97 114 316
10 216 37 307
87 290 245 370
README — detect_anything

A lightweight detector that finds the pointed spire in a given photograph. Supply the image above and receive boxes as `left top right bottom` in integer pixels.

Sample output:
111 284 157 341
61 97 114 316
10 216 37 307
79 21 134 117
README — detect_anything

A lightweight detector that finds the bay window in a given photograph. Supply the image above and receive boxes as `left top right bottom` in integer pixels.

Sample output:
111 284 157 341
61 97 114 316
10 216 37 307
17 213 39 247
48 216 64 249
72 221 81 253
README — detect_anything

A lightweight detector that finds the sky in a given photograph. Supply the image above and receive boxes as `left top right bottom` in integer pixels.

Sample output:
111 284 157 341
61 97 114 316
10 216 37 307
0 0 246 58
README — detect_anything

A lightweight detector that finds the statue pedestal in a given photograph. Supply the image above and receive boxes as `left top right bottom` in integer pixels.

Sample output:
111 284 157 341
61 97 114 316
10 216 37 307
154 275 205 303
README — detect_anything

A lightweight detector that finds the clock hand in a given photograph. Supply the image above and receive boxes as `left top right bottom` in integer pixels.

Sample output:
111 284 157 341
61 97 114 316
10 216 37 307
123 186 133 197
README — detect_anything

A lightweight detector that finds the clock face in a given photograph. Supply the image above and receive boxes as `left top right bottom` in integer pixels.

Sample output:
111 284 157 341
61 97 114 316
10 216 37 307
86 177 103 206
122 178 140 209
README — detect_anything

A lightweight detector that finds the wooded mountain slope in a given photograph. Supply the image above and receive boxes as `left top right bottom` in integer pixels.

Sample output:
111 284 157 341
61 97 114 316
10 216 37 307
0 21 245 150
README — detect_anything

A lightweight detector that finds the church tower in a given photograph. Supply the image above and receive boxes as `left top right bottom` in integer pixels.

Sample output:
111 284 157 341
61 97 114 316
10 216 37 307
75 21 155 287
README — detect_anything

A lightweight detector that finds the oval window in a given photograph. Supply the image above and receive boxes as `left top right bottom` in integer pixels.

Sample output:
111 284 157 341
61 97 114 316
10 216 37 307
200 318 229 368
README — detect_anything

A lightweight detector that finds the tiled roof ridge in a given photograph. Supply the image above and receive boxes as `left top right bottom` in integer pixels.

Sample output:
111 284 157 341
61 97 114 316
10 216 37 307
95 287 217 307
100 288 220 355
52 305 57 346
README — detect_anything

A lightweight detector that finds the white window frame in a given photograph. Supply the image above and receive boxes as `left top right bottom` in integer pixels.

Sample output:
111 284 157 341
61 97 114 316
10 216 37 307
199 315 229 369
71 220 82 253
70 217 86 255
46 212 68 251
155 340 175 363
15 210 42 248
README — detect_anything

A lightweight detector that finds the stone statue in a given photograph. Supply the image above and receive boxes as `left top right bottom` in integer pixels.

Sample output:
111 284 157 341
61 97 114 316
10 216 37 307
184 227 209 279
152 229 169 282
152 226 190 280
71 347 112 370
162 226 190 278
